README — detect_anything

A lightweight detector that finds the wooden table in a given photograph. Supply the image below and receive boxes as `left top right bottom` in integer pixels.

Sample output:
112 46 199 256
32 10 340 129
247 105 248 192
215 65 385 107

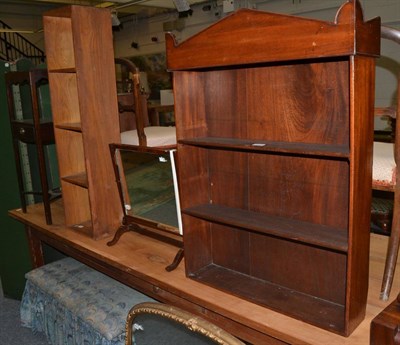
9 200 400 345
147 102 174 126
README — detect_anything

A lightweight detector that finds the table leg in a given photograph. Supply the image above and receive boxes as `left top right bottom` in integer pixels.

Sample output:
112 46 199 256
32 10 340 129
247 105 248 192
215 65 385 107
149 108 160 126
25 225 44 268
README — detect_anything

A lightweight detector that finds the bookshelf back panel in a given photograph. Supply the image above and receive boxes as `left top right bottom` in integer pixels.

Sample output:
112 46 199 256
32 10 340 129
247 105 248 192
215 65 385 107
61 181 91 228
177 60 349 147
208 150 249 209
247 154 349 228
182 215 213 272
208 150 349 228
43 17 75 70
173 71 208 139
204 69 248 139
209 223 251 274
177 145 210 208
210 223 347 304
48 73 80 126
245 61 349 145
55 129 85 177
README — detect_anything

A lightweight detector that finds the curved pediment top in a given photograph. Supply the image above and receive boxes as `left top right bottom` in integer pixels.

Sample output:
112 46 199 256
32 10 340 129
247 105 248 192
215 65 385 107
335 0 364 24
166 0 380 70
167 7 334 49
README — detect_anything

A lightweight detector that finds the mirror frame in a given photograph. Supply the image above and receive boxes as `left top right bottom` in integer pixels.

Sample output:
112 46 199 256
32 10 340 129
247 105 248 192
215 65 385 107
107 143 183 271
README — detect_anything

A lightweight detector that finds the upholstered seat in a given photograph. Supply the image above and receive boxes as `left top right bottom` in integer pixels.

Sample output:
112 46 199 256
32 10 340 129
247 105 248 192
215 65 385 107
373 141 396 189
121 126 176 147
115 58 176 149
21 258 155 345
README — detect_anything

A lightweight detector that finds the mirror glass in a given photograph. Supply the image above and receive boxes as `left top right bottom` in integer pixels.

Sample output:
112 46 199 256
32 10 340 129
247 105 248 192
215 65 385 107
131 313 220 345
112 145 182 235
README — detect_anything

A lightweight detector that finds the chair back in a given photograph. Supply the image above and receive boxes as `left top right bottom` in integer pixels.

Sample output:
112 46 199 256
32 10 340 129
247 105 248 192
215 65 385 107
373 26 400 301
115 57 149 146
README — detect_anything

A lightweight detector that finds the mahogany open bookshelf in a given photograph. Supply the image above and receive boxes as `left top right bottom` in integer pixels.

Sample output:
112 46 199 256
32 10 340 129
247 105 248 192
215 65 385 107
43 5 122 239
166 0 380 336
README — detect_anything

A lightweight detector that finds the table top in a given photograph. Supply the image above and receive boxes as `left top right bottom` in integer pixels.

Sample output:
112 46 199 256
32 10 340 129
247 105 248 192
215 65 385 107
147 102 174 111
9 200 400 345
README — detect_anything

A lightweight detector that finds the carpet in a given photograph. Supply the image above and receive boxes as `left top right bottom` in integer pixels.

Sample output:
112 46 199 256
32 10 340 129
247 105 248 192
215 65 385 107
0 295 49 345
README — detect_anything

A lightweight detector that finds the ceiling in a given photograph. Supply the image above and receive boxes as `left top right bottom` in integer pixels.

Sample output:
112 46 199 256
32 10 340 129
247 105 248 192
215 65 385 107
0 0 208 22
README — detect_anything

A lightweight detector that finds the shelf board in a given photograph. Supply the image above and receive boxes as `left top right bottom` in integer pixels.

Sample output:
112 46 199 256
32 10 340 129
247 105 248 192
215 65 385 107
55 122 82 132
70 219 92 236
191 264 345 334
183 204 348 252
48 67 76 73
11 119 53 125
62 172 88 188
179 137 350 158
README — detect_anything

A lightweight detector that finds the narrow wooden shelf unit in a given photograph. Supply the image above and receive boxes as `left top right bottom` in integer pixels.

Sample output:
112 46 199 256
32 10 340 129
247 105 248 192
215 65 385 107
43 5 122 239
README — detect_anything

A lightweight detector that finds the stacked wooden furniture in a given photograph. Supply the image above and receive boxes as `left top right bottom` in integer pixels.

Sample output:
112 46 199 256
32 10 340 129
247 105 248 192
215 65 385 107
166 0 380 336
43 6 122 239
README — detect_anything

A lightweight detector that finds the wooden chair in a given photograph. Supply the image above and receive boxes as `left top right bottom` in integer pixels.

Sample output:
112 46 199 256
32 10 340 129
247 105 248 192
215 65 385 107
125 302 245 345
115 57 176 147
373 26 400 301
109 60 182 270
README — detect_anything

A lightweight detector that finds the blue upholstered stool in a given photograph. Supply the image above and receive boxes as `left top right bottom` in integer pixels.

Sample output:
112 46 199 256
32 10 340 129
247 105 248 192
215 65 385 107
20 257 155 345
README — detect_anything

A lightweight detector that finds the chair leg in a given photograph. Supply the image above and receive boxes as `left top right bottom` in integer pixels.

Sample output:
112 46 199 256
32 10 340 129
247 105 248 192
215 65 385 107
380 193 400 301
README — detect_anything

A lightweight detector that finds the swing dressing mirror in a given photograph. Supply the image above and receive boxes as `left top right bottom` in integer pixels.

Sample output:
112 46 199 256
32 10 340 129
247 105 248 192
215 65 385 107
107 143 183 270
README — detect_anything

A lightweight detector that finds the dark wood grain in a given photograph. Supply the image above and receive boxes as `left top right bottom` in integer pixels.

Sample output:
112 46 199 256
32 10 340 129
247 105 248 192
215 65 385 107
179 137 350 157
166 1 380 70
191 264 346 334
370 295 400 345
183 204 348 252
